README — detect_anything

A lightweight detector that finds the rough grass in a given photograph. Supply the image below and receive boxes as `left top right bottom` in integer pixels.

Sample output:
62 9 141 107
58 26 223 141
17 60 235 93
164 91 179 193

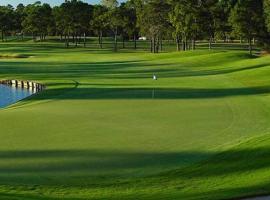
0 53 29 58
0 42 270 199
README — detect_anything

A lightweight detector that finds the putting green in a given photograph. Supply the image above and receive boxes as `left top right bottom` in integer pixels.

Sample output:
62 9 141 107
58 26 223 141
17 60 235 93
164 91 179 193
0 43 270 199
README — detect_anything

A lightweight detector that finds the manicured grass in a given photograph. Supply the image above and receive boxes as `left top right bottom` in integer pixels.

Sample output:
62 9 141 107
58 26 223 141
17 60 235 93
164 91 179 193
0 42 270 199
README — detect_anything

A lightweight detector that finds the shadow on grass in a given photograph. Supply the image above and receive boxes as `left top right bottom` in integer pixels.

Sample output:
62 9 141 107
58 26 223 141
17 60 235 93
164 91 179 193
0 144 270 200
0 144 270 182
0 150 208 175
0 192 85 200
30 85 270 100
1 181 270 200
0 134 270 199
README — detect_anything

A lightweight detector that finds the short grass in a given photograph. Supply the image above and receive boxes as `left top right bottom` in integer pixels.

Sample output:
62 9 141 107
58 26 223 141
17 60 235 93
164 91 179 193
0 41 270 199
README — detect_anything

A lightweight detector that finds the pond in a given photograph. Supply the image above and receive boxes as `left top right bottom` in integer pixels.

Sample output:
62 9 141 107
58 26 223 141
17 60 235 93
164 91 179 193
0 84 34 108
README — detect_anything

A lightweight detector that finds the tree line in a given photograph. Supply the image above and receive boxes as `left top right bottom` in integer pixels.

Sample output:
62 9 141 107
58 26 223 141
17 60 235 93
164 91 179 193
0 0 270 54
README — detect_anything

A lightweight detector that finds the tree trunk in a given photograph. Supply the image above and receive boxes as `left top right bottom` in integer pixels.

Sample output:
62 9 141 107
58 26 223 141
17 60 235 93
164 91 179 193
192 39 195 50
122 36 125 49
155 37 159 53
114 28 118 52
150 38 153 52
98 30 103 49
1 31 4 42
182 40 185 51
100 31 103 49
64 35 67 47
209 36 212 50
249 38 252 55
153 37 156 53
67 34 70 48
75 35 78 47
134 34 137 49
160 39 163 52
84 33 86 47
176 36 180 51
153 38 155 53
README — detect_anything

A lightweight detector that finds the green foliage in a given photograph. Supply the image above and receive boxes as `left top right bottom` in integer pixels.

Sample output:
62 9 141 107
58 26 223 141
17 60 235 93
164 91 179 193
265 0 270 32
0 5 15 40
119 2 137 38
229 0 268 53
169 0 199 50
138 0 170 38
13 4 25 34
136 0 170 52
213 0 232 40
229 0 265 40
58 0 92 35
91 5 109 35
262 0 270 49
198 0 218 40
22 2 53 40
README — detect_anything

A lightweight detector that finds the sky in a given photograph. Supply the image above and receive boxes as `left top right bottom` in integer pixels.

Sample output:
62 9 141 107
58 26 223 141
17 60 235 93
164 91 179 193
0 0 124 7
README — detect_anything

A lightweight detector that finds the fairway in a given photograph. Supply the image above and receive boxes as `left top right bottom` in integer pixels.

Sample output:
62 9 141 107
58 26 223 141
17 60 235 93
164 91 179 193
1 43 270 199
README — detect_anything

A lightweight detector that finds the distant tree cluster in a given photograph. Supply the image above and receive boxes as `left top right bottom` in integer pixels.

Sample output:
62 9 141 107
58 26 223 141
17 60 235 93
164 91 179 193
0 0 270 53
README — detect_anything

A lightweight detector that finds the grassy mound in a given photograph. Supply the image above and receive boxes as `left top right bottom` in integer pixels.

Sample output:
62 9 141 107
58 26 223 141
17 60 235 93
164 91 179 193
0 42 270 199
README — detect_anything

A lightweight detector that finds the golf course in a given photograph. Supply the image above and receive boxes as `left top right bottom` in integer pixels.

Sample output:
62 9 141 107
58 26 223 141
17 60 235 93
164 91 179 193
0 41 270 199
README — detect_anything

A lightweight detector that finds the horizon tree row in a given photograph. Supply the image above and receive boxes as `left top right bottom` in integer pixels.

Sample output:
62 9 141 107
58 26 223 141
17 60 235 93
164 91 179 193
0 0 269 54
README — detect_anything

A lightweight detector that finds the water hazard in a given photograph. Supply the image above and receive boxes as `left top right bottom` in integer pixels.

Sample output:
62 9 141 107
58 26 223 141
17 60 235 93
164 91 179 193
0 84 34 108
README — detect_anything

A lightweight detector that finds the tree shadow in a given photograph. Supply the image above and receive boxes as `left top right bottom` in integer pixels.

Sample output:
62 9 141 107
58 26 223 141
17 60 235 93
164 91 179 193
29 85 270 100
1 145 270 189
165 146 270 179
0 149 209 187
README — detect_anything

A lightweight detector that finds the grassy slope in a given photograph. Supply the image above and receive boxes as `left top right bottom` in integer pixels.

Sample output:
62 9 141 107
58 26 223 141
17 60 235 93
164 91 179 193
0 43 270 199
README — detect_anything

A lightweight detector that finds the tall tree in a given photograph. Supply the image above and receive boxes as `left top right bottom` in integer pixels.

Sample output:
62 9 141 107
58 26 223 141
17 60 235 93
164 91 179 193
169 0 199 51
214 0 232 42
22 2 53 41
102 0 120 51
0 5 15 42
53 6 65 41
14 4 25 39
91 5 109 48
229 0 266 54
59 0 92 47
198 0 218 50
137 0 170 53
124 1 139 49
264 0 270 32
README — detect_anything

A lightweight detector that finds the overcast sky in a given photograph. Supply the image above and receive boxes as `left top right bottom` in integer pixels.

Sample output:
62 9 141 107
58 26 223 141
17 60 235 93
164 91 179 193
0 0 125 7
